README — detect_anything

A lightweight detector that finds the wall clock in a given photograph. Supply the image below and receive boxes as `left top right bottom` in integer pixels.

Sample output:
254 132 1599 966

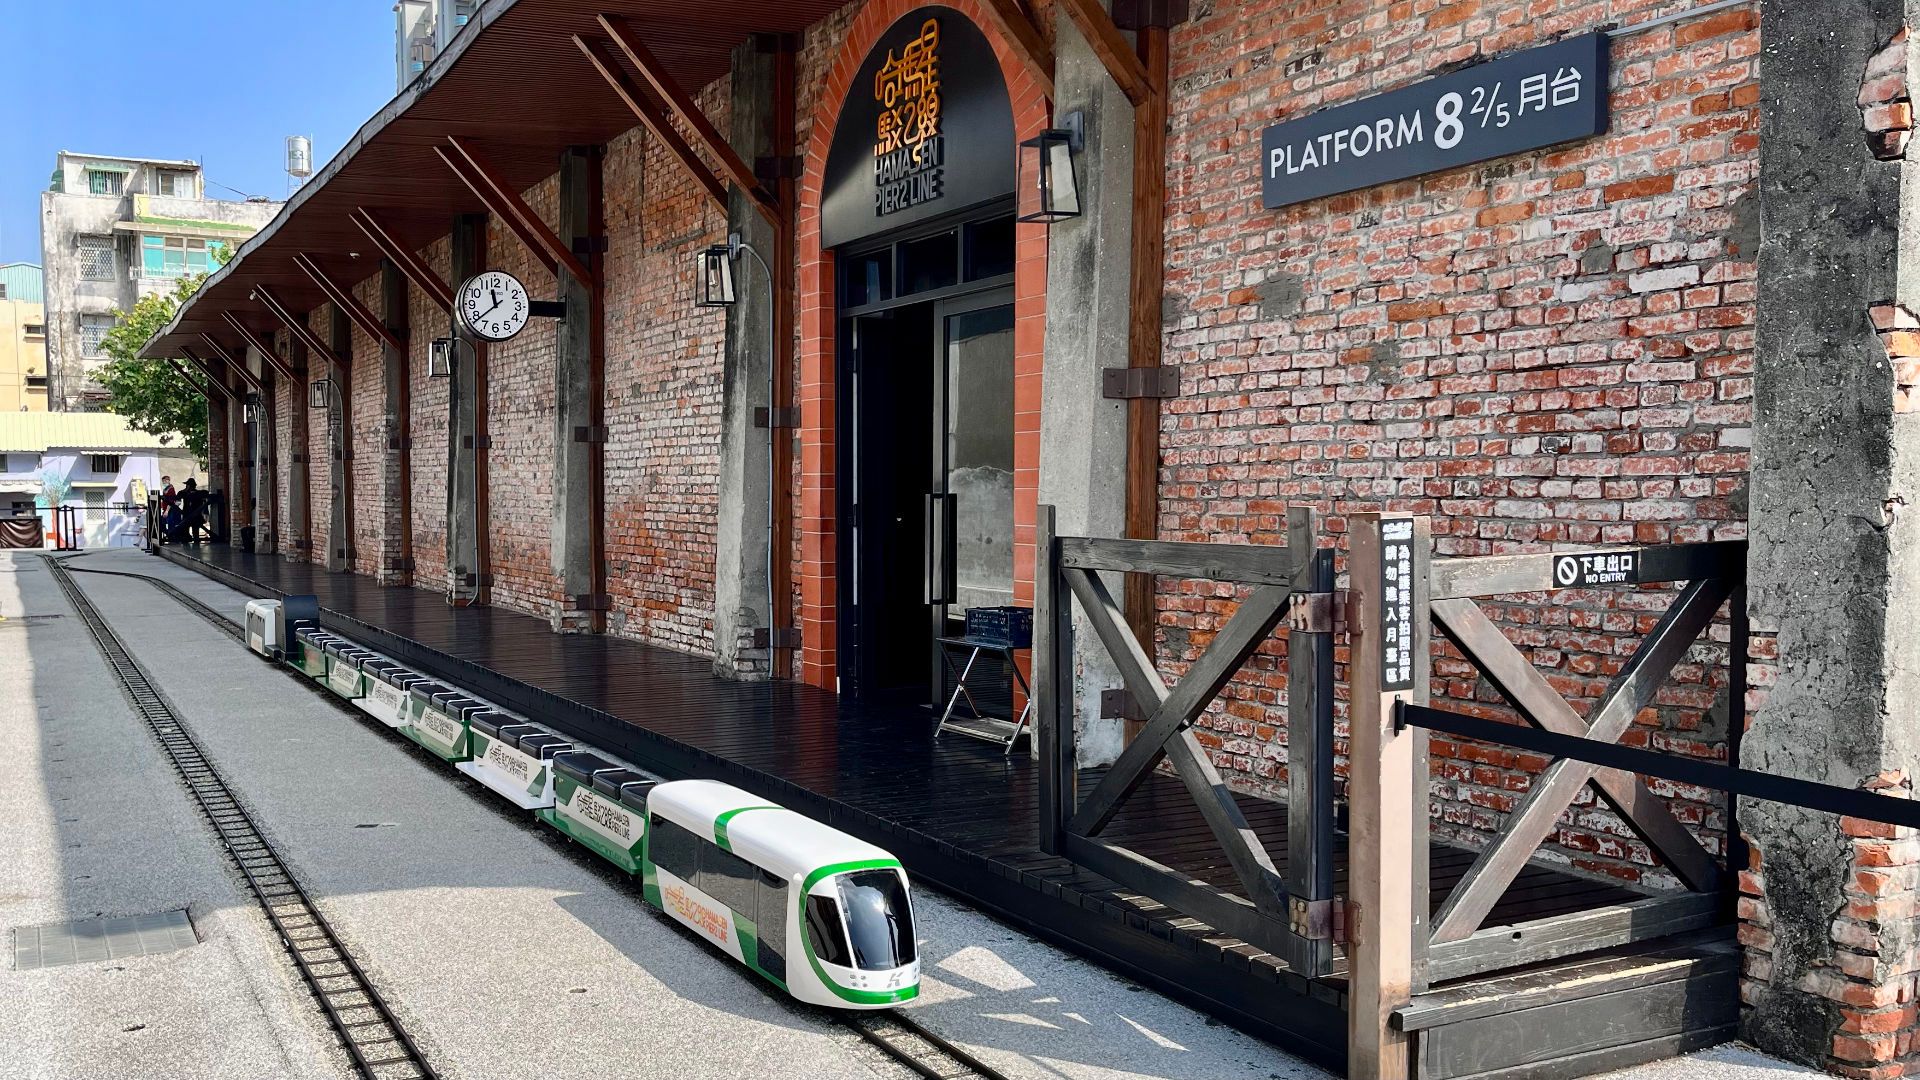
456 270 530 342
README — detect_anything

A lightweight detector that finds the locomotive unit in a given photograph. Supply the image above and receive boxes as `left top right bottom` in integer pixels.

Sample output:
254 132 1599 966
249 601 922 1009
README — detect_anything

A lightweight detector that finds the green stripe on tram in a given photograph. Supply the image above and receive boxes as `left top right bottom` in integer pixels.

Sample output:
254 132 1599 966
799 858 918 1006
712 805 778 851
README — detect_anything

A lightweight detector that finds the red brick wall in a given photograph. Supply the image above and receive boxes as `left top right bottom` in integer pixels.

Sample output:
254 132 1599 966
350 276 387 578
306 306 335 564
484 177 562 622
408 240 453 591
1160 0 1759 885
272 329 300 558
601 101 728 655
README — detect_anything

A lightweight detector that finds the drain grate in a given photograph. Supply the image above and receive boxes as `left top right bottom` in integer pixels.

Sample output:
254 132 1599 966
14 910 197 970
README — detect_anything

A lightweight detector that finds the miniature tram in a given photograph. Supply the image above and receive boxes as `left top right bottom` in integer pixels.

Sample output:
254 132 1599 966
248 599 920 1008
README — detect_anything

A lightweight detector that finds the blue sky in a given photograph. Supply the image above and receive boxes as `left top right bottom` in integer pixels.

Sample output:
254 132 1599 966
0 2 398 266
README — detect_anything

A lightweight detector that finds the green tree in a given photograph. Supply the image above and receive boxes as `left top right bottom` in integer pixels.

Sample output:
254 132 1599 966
95 243 234 462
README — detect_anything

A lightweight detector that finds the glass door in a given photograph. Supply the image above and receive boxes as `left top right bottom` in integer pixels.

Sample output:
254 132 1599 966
927 293 1015 708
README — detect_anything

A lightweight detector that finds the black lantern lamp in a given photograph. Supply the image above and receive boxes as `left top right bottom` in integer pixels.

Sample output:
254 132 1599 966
242 392 262 424
427 337 457 378
1017 120 1083 224
309 378 332 410
696 241 738 307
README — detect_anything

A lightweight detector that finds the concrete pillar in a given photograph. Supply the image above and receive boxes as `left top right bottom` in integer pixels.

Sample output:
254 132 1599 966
327 307 354 572
228 370 249 543
713 37 779 680
255 359 277 553
553 146 603 632
1746 1 1920 1070
447 213 485 601
380 260 412 585
285 331 311 561
1036 8 1135 766
205 384 230 534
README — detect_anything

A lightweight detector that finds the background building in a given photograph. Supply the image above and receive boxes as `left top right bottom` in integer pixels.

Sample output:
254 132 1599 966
0 263 47 412
38 152 279 411
392 0 474 90
0 411 195 546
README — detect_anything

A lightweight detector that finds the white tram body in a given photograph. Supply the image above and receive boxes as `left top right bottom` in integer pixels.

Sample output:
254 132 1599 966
642 780 920 1009
244 599 282 660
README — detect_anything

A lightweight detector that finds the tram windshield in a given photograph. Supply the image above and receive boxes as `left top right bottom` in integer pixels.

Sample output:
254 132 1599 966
836 869 916 971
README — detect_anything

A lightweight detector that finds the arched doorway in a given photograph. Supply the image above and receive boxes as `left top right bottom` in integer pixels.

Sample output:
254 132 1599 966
798 4 1048 704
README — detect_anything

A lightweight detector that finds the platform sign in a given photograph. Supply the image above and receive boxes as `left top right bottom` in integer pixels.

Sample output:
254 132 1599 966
1380 520 1416 692
1262 32 1609 209
1553 550 1640 588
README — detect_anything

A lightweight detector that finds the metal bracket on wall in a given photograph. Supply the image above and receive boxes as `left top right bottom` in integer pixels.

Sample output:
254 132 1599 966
528 300 568 319
754 407 799 430
571 236 609 255
462 435 493 450
755 154 803 181
291 452 305 464
385 557 416 572
572 425 608 444
1289 895 1333 940
1100 688 1146 722
1111 0 1192 27
1100 367 1179 400
572 593 612 612
752 627 801 650
1287 590 1350 633
387 435 414 451
462 573 495 587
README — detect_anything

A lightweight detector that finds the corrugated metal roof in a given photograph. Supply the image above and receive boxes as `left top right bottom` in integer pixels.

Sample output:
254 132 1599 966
0 263 43 304
0 413 176 453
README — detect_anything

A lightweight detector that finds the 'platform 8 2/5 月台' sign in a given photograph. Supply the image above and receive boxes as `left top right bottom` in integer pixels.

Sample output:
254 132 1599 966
1261 32 1609 210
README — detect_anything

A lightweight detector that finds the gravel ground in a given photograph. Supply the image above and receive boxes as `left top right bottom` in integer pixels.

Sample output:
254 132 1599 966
0 552 349 1080
37 548 1829 1080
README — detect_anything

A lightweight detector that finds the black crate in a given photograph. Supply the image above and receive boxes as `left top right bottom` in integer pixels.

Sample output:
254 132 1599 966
964 606 1033 648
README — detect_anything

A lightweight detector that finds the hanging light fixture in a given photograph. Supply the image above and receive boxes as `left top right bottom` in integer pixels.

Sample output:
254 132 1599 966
695 243 737 307
242 392 262 424
1016 125 1083 224
428 337 456 378
310 378 332 410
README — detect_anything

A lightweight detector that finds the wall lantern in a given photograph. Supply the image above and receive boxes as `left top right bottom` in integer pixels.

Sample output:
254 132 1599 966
696 243 737 307
428 337 457 378
242 392 262 424
309 378 332 410
1016 121 1083 224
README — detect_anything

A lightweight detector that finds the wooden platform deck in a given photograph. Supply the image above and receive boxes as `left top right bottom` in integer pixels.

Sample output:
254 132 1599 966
159 542 1662 1071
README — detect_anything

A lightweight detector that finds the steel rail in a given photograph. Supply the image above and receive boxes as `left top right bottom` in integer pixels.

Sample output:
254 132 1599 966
41 555 437 1080
69 557 1015 1080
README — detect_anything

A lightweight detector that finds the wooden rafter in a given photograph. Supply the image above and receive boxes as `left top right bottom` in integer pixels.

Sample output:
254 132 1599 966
437 137 595 285
188 340 263 395
597 13 779 222
217 317 296 381
1055 0 1154 107
179 351 236 400
1427 579 1731 943
977 0 1056 100
295 253 405 354
573 33 728 213
254 286 347 383
352 208 455 312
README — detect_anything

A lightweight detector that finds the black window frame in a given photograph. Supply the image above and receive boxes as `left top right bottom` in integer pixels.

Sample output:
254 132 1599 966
804 892 853 968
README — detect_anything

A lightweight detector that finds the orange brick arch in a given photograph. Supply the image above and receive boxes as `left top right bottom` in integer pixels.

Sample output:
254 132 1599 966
796 0 1051 689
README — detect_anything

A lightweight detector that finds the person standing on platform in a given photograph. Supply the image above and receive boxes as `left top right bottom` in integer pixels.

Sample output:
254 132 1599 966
158 476 179 546
181 478 208 543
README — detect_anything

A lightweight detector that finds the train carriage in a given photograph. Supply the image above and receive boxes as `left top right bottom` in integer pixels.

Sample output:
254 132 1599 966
642 780 919 1009
538 752 654 872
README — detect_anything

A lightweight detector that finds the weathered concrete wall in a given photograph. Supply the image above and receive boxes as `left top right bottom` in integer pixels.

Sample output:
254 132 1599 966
552 147 600 633
713 37 780 680
1744 1 1920 1071
448 214 485 601
1037 5 1134 767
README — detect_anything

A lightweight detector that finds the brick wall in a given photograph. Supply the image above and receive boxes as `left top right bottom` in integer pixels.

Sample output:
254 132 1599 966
307 306 335 564
409 240 453 590
350 276 387 579
483 177 562 622
273 329 301 558
1159 0 1759 886
600 103 730 655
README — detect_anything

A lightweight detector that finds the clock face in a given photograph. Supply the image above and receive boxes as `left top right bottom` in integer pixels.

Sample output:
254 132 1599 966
457 270 530 342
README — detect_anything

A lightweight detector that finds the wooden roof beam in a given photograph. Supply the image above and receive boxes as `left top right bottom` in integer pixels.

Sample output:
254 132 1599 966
181 342 263 393
1056 0 1154 107
597 14 780 223
164 357 218 400
295 253 405 354
178 351 237 400
978 0 1056 101
253 286 347 382
574 33 728 214
218 315 297 380
436 136 595 285
352 208 455 312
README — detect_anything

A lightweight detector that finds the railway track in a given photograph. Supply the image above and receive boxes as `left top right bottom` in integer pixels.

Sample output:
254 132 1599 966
41 555 437 1080
59 553 1015 1080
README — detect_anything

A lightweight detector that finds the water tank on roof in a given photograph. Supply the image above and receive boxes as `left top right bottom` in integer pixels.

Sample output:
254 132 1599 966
285 136 312 178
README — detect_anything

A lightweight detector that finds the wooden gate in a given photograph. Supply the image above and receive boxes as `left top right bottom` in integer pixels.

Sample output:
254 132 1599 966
1344 511 1748 1077
1032 504 1338 974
